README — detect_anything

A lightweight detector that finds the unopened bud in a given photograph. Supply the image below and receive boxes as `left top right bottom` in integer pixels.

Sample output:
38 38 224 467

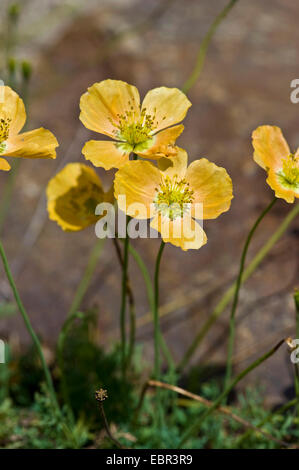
21 61 32 81
7 57 17 75
8 3 20 22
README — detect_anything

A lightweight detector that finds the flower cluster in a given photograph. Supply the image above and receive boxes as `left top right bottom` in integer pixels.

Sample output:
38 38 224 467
48 79 233 250
2 80 295 251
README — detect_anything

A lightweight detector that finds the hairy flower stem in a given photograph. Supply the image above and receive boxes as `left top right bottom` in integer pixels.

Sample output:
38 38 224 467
0 240 59 414
294 290 299 417
182 0 239 94
98 400 123 449
5 4 19 82
99 0 176 61
95 389 123 449
126 241 176 377
120 216 130 379
179 339 286 447
153 240 166 429
0 14 31 236
154 241 165 379
224 197 277 389
178 202 299 372
0 160 21 235
119 153 138 378
113 238 136 371
294 362 299 418
0 76 31 236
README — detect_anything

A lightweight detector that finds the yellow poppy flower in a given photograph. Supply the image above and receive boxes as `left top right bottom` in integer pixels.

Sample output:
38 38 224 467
252 125 299 203
46 163 113 231
80 79 191 170
0 86 58 171
114 149 233 250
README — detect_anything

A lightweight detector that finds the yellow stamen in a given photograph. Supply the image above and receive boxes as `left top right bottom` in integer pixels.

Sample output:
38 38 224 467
278 154 299 190
0 117 11 151
154 175 194 220
109 103 166 152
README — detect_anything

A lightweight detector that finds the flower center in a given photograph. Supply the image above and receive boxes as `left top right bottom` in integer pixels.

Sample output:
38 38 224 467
0 117 11 152
111 104 160 152
154 176 194 220
55 181 104 225
277 153 299 191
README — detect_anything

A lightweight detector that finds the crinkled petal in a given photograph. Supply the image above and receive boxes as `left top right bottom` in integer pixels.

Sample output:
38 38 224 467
114 160 161 219
158 147 188 178
0 86 26 136
137 125 184 159
79 79 140 138
150 214 207 251
4 128 58 159
185 158 233 220
47 163 107 231
0 158 11 171
82 140 129 170
141 87 191 133
252 125 290 172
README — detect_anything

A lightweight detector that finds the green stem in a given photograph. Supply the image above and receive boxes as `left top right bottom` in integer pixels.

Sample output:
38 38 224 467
294 363 299 418
128 243 154 310
119 153 138 375
120 218 130 378
178 203 299 372
99 0 176 61
68 238 105 317
182 0 239 94
128 242 175 371
154 241 165 380
179 339 285 447
0 66 31 236
224 197 277 388
153 240 165 430
0 159 21 235
5 4 19 82
294 290 299 417
127 295 136 371
0 239 59 413
113 237 136 372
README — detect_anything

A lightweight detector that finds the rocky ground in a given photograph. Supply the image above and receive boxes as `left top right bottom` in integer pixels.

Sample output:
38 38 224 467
0 0 298 404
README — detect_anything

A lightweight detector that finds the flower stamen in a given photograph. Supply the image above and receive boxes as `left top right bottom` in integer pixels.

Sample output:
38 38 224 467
154 175 194 220
0 117 11 152
109 104 159 153
277 153 299 191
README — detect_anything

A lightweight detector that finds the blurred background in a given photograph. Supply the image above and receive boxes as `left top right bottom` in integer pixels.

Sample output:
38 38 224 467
0 0 298 405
